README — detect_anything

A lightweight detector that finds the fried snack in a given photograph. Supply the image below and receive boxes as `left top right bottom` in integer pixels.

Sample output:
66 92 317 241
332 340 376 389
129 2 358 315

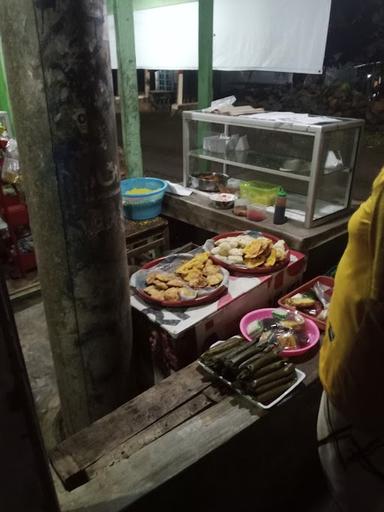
176 252 209 275
244 238 272 259
146 273 157 285
153 280 168 290
265 248 277 267
188 276 208 289
144 286 165 301
207 273 223 286
155 272 173 282
184 270 201 282
164 287 181 301
180 287 198 300
204 263 221 275
274 240 287 261
143 285 157 295
167 278 186 287
244 256 266 268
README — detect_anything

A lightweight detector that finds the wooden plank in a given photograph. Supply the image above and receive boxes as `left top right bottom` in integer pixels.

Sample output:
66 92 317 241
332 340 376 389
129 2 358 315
50 362 211 488
162 192 349 252
87 389 217 480
59 394 262 511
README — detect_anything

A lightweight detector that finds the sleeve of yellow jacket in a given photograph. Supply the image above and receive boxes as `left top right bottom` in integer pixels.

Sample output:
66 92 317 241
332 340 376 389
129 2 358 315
370 183 384 302
319 169 384 434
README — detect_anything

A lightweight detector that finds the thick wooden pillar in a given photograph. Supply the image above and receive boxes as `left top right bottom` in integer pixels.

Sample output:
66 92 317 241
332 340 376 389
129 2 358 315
114 0 143 177
0 0 132 435
198 0 214 109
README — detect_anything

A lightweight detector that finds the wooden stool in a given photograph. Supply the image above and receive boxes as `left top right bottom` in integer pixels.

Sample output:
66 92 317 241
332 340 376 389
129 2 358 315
125 216 170 265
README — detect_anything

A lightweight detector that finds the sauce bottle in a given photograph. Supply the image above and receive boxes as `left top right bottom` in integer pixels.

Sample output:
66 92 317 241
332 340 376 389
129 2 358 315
273 187 287 224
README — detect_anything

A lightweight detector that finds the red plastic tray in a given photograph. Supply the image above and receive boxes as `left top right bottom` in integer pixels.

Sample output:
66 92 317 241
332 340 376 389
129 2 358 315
208 231 290 275
278 275 334 331
136 254 228 308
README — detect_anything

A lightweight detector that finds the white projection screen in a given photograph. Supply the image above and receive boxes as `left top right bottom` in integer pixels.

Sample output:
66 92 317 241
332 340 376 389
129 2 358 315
108 0 332 74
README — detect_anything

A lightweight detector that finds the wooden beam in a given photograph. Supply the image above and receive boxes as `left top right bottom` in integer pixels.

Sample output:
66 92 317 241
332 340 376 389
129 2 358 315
1 0 132 435
144 69 151 98
114 0 143 177
198 0 213 109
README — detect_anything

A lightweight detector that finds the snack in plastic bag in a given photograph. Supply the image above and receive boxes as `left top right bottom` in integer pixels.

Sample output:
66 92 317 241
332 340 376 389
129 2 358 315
2 139 21 185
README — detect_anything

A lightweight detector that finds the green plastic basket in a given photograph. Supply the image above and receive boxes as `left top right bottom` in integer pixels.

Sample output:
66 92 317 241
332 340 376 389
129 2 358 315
240 180 279 206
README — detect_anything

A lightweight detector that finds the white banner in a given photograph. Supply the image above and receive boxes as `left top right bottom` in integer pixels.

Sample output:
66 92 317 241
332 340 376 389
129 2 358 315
108 0 331 74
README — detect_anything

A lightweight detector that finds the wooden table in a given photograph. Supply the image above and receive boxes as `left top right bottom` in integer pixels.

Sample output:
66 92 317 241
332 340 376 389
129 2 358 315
125 216 169 264
162 193 349 276
52 349 321 511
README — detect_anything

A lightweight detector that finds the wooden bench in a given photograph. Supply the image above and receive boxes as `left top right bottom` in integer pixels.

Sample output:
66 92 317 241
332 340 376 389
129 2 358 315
51 351 321 511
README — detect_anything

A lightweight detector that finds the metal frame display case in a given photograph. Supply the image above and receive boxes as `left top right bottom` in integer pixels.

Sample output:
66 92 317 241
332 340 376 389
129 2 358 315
182 111 364 228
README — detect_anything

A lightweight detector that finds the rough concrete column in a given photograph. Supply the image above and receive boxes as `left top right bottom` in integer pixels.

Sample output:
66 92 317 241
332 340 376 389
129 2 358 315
0 0 132 435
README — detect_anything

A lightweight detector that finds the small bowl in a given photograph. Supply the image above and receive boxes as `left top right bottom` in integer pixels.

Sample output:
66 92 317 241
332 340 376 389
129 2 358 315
196 173 229 192
210 193 236 209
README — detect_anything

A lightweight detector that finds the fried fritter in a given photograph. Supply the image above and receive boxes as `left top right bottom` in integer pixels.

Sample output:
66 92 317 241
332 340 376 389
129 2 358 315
164 287 181 301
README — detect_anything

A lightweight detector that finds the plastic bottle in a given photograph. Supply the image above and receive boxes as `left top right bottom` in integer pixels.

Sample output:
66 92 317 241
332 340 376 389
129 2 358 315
273 187 287 224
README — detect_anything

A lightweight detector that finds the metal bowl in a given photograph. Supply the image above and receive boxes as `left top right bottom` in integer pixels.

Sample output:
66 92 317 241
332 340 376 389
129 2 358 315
194 173 229 192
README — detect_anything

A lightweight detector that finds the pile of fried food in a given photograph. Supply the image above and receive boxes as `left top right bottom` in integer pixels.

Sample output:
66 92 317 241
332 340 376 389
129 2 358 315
210 234 287 268
143 252 224 302
200 336 297 405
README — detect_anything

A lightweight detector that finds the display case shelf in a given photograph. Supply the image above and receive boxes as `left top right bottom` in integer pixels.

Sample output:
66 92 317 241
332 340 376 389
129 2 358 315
183 110 364 228
189 148 311 182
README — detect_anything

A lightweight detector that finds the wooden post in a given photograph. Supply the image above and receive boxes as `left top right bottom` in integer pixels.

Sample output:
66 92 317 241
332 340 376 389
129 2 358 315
177 71 184 106
144 69 151 99
0 0 132 435
114 0 143 178
198 0 214 109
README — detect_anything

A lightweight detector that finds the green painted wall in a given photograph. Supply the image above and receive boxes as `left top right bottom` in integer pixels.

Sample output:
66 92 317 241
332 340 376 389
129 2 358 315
0 38 13 132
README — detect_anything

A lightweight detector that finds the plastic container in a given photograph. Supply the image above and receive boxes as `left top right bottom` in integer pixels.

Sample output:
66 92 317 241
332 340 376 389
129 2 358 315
278 275 334 331
246 203 266 222
226 178 242 195
233 198 248 216
121 177 167 221
239 307 320 357
240 180 279 206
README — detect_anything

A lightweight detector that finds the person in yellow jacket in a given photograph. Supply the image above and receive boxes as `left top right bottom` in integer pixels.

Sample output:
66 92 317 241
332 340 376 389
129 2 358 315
318 167 384 511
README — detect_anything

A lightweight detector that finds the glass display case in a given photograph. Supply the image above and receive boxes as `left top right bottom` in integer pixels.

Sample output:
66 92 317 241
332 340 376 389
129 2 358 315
182 111 364 228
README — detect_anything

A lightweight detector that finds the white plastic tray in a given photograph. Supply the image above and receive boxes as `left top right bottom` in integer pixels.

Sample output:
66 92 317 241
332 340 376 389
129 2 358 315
198 359 305 410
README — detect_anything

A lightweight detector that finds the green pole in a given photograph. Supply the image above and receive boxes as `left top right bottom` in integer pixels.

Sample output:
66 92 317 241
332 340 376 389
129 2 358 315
197 0 213 109
0 38 14 133
114 0 143 177
197 0 213 172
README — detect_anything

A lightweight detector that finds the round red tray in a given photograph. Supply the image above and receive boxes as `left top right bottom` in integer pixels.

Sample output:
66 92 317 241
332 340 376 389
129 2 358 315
207 231 290 275
136 254 229 308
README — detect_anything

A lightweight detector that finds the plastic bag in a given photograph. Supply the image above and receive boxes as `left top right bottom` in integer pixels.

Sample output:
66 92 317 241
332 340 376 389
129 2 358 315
202 95 236 113
2 139 21 185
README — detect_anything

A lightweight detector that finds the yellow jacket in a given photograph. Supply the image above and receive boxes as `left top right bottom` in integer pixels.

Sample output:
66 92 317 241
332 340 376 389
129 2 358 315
319 168 384 433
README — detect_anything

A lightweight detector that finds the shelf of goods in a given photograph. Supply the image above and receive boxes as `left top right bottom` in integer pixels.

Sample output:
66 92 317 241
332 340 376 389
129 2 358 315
182 110 364 228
